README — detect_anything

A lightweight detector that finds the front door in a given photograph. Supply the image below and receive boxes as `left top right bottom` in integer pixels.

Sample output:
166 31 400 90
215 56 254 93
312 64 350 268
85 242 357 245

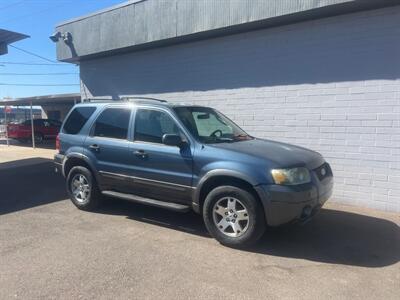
128 108 193 204
83 106 133 192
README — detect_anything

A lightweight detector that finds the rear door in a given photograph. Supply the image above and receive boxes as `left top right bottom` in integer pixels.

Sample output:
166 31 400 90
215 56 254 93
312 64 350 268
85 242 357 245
128 107 193 204
83 106 133 192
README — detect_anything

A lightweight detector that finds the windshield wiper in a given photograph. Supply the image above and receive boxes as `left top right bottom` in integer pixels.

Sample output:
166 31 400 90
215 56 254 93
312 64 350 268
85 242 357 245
216 137 235 142
233 134 251 139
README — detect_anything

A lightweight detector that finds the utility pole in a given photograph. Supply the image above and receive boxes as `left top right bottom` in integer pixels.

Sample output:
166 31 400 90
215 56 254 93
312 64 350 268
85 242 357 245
4 107 9 146
30 101 35 149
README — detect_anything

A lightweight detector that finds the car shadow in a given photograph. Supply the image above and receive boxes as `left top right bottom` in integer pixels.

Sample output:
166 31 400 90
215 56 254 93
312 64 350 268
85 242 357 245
97 199 399 268
98 199 209 238
249 209 400 268
0 159 67 215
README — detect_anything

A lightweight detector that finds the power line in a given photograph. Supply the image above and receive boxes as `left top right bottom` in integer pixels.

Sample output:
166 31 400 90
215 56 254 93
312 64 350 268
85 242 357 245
9 45 61 64
0 0 24 11
0 83 80 86
0 72 78 76
0 1 69 25
0 61 76 66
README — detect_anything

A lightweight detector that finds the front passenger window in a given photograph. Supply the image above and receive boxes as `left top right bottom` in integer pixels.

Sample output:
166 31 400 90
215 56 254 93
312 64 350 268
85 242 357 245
134 109 180 144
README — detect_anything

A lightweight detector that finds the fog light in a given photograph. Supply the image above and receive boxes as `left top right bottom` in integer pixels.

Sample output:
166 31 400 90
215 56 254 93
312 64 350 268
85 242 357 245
301 206 312 219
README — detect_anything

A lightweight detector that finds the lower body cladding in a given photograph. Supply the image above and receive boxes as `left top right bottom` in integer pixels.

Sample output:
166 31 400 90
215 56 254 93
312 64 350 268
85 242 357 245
54 154 64 175
255 177 334 226
54 153 334 227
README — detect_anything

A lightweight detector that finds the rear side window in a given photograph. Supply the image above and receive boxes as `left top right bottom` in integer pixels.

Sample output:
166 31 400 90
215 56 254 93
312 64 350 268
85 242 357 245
33 119 44 126
63 107 96 135
48 120 62 127
93 108 131 140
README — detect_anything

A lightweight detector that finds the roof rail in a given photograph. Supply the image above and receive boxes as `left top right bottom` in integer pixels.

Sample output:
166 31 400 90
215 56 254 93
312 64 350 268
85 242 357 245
82 97 168 103
122 96 168 103
83 98 114 103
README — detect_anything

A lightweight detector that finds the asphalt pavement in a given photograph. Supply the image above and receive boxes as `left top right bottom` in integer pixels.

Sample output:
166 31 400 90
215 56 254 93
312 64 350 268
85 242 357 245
0 156 399 299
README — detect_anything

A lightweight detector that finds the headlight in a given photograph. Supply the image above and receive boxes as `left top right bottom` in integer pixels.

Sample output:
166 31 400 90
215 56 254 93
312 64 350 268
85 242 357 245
271 167 311 185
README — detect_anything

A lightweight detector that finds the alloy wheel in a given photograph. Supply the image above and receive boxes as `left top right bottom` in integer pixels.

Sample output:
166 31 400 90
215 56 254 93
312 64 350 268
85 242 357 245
212 197 250 237
71 174 91 203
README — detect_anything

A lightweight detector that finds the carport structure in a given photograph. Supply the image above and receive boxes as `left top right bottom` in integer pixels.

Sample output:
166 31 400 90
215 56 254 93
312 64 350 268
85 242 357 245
0 93 80 148
0 28 29 55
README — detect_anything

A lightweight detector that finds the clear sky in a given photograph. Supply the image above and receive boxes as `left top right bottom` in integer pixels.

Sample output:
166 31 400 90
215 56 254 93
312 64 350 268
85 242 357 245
0 0 125 99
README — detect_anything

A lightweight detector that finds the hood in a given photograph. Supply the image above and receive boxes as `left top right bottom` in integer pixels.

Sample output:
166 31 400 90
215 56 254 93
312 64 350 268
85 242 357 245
209 138 324 170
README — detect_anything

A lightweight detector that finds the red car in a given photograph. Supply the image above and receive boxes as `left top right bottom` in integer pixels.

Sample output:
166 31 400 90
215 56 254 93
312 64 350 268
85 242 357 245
7 119 61 143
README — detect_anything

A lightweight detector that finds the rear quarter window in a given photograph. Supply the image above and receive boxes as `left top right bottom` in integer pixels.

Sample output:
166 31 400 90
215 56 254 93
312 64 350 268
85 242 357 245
63 107 96 135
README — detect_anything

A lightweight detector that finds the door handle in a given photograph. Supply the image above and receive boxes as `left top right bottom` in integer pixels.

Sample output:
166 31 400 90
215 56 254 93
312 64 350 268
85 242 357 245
89 144 100 152
134 150 148 158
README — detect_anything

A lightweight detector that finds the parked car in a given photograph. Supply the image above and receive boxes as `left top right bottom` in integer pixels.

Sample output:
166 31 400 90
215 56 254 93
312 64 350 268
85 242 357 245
54 99 333 247
7 119 61 143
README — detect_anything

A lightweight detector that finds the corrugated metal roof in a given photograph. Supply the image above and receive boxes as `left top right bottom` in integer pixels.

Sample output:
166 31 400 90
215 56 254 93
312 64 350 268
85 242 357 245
55 0 400 62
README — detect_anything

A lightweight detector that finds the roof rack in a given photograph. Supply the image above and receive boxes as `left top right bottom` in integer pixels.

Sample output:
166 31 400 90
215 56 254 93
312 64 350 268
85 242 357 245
122 96 168 103
82 98 114 103
83 97 168 103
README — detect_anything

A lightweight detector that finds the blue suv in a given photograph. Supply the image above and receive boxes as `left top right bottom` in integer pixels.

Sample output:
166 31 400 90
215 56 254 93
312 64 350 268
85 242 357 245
55 99 333 247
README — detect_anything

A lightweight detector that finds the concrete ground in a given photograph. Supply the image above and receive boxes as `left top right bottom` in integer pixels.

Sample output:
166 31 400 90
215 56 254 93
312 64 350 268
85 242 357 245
0 147 399 299
0 140 56 169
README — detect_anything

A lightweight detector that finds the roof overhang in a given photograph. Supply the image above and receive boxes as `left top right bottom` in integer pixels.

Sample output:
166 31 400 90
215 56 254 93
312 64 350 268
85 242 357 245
55 0 400 63
0 29 29 55
0 93 81 106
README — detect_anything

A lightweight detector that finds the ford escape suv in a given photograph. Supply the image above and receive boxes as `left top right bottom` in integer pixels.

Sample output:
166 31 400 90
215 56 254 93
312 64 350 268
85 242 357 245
55 99 333 247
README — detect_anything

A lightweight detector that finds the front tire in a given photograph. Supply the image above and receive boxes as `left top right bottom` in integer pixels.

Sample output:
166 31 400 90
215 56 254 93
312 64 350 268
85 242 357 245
203 186 266 248
66 166 102 211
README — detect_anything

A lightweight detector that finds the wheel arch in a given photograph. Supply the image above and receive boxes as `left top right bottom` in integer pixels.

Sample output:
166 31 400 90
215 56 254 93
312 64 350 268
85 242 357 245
63 153 97 181
193 170 264 215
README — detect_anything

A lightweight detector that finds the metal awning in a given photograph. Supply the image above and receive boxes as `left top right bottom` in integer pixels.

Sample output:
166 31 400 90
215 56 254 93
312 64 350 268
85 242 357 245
0 29 29 55
1 93 80 149
0 93 81 106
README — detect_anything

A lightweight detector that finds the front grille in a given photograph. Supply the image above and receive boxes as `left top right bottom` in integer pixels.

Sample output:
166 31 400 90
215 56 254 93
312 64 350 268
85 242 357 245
314 163 332 181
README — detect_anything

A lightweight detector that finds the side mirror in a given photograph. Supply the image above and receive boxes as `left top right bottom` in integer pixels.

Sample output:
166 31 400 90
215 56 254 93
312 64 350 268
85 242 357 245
162 134 183 147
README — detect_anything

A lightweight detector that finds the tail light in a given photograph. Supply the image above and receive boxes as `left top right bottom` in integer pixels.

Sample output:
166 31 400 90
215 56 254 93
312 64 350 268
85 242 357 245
55 134 60 151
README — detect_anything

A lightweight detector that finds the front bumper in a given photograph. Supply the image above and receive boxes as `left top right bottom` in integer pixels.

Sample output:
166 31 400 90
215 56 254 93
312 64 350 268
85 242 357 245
255 171 333 226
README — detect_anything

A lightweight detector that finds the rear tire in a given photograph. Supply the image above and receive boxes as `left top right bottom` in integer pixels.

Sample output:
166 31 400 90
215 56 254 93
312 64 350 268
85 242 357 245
203 185 266 248
66 166 102 211
34 133 44 144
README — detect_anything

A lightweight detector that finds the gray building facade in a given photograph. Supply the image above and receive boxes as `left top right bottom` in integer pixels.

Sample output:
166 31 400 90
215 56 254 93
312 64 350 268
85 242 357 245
55 0 400 212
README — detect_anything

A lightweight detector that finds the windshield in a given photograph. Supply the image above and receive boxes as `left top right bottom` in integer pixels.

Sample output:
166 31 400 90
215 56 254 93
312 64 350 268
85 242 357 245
173 106 253 144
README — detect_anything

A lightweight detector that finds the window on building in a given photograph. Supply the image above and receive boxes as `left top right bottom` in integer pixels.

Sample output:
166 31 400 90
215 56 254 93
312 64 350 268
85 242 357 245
63 107 96 135
93 108 131 139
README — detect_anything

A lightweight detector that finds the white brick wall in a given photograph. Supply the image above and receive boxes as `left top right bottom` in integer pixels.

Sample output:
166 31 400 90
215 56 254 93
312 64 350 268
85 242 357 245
81 6 400 212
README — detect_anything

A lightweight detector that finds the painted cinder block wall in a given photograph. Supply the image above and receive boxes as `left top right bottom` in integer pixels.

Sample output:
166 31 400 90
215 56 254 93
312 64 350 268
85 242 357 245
80 6 400 212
